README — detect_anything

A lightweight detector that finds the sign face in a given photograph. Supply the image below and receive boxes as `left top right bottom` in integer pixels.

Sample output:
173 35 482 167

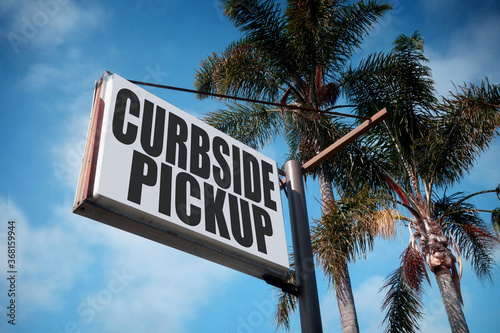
74 72 289 280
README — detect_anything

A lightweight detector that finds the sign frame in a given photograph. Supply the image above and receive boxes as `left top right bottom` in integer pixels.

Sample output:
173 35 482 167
73 72 289 281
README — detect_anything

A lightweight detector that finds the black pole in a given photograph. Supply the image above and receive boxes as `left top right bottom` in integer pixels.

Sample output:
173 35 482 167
285 160 323 332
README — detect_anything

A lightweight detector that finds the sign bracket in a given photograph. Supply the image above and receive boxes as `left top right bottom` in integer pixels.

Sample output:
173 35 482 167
263 274 300 297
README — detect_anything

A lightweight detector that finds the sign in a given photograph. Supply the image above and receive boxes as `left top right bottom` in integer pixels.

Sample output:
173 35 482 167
73 72 289 280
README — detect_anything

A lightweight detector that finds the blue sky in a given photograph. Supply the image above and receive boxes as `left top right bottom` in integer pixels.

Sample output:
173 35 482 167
0 0 499 332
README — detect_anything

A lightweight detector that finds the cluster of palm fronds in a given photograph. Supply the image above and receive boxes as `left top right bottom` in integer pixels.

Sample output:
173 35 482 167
194 1 500 332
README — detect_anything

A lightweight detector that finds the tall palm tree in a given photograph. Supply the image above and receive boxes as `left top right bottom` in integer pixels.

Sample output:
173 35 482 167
341 31 500 332
194 0 392 331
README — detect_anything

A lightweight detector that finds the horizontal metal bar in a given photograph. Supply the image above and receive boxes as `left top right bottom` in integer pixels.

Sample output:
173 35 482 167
279 108 389 189
302 108 389 173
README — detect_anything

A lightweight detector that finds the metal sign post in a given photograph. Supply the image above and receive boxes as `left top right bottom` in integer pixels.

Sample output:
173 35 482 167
282 108 390 332
285 160 323 333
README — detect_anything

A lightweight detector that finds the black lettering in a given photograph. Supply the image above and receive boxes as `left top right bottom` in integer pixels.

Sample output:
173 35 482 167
141 100 166 157
128 150 157 204
229 195 253 248
158 163 173 216
175 172 201 226
261 161 277 211
204 183 230 239
213 137 230 189
166 113 188 170
113 88 139 144
252 204 273 254
190 124 210 179
243 151 261 203
232 145 241 195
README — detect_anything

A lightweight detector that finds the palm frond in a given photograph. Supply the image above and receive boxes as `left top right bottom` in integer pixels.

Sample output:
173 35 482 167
222 0 302 85
422 79 500 188
285 0 332 75
273 264 297 331
326 0 392 73
203 102 283 150
342 32 437 189
312 188 398 287
380 267 424 333
282 106 342 166
194 37 284 101
223 0 284 44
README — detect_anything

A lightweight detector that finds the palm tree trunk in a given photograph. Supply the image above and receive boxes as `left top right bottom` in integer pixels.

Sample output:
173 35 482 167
335 263 359 333
319 173 335 215
434 266 470 333
318 174 360 333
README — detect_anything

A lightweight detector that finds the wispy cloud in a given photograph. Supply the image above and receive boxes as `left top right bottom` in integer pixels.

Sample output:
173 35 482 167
50 95 91 189
67 208 236 333
319 275 388 332
21 60 103 92
0 191 236 332
41 88 239 331
353 275 386 332
426 11 500 95
461 139 500 190
3 0 105 54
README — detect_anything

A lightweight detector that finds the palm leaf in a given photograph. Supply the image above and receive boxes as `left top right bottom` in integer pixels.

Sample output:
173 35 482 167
421 79 500 188
312 188 398 287
194 37 284 101
380 267 424 333
284 0 332 76
273 263 297 331
223 0 285 53
325 0 392 75
342 32 437 188
203 103 283 149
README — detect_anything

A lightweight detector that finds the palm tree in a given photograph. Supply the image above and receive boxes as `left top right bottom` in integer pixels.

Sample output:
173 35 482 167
311 187 400 326
341 31 500 332
194 0 392 331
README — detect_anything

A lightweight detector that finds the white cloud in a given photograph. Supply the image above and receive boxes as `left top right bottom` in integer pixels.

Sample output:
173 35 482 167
24 60 105 190
73 216 236 333
353 275 386 332
0 197 93 317
320 290 340 331
21 62 61 88
461 139 500 190
426 12 500 96
420 0 458 15
50 100 91 190
0 192 237 333
21 60 103 92
420 293 451 333
319 275 386 332
46 105 240 330
3 0 105 53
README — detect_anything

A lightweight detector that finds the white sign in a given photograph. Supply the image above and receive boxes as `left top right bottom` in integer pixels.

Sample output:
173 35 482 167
74 72 289 280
